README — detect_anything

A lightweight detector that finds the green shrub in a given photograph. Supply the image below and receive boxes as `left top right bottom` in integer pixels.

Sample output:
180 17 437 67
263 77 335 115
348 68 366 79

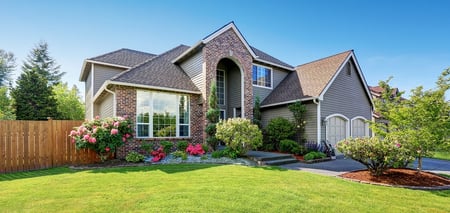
202 144 209 153
172 150 187 159
222 147 239 159
216 118 263 157
279 139 299 153
292 146 307 155
211 150 225 158
141 141 153 154
265 117 296 150
160 141 173 154
304 151 326 161
177 141 188 151
125 151 145 163
336 137 414 176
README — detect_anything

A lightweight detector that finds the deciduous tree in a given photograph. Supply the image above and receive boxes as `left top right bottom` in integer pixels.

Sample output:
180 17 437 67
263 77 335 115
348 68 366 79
53 83 85 120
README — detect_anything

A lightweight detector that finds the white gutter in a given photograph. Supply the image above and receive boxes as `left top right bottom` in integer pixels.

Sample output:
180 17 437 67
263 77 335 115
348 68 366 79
313 97 321 144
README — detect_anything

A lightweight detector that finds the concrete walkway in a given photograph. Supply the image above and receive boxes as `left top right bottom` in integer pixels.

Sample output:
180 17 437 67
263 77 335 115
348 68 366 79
279 155 450 176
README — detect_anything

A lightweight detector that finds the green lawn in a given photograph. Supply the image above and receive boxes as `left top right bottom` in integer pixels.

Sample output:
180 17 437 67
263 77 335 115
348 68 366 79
0 164 449 213
433 151 450 161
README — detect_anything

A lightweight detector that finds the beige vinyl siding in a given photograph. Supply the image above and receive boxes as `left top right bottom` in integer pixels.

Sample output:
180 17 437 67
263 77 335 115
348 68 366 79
320 59 372 140
261 102 317 142
85 71 93 119
93 64 126 95
94 93 114 119
180 51 203 92
253 65 290 102
226 66 241 118
261 106 293 127
261 102 317 141
303 103 318 142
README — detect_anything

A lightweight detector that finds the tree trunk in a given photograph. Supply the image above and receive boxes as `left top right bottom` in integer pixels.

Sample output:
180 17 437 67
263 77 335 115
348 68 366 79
417 157 423 173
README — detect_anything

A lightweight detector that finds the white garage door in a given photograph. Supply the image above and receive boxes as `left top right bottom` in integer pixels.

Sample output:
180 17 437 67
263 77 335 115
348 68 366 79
326 116 348 147
352 118 367 138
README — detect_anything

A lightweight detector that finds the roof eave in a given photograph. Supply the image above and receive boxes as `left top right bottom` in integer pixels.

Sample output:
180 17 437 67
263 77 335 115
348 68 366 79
172 41 203 64
260 97 316 108
318 51 374 107
108 80 202 95
254 58 295 71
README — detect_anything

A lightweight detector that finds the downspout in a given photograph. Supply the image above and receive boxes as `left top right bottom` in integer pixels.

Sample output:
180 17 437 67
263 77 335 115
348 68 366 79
104 81 116 117
313 97 321 144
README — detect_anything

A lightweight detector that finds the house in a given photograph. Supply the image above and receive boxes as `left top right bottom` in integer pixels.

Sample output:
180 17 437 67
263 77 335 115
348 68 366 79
369 85 403 123
79 22 373 157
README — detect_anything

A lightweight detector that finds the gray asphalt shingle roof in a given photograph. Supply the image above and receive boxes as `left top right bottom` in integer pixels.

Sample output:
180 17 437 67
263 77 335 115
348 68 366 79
111 45 200 93
251 46 294 69
89 48 156 67
262 50 352 106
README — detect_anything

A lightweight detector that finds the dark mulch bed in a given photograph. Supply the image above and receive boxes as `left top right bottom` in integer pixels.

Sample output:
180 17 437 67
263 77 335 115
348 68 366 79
340 168 450 187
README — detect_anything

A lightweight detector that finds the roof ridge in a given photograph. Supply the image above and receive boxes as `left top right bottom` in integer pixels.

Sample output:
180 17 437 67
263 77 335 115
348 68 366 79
88 48 155 61
202 21 234 40
120 48 156 56
88 48 127 60
295 50 353 68
110 44 189 81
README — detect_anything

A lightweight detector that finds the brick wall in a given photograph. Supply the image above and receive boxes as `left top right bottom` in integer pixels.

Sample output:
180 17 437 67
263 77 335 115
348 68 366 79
113 86 203 158
202 28 254 138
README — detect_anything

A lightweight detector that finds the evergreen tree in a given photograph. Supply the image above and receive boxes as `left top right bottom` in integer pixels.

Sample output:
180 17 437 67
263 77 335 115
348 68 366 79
253 96 262 128
288 101 307 142
22 41 65 86
205 82 220 150
11 69 59 120
53 83 85 120
0 49 16 87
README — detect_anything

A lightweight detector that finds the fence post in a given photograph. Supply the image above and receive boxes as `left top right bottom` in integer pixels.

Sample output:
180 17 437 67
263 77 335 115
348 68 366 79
48 118 55 167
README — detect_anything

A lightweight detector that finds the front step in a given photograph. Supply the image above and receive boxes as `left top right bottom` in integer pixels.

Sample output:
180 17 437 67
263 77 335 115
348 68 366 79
247 151 298 166
264 158 298 166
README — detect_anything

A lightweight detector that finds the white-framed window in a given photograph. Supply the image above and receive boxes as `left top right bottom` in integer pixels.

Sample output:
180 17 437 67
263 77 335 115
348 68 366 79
216 69 225 105
136 90 190 138
252 64 272 88
351 117 369 138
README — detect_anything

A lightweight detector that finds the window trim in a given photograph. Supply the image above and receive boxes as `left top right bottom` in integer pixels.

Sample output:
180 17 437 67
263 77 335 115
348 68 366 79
135 90 190 139
252 64 273 89
216 69 226 105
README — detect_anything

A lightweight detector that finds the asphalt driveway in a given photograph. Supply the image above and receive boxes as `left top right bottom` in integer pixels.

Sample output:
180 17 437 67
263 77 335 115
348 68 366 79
281 156 450 176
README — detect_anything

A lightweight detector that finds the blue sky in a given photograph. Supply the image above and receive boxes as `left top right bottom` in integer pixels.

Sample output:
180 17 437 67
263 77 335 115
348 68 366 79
1 0 449 98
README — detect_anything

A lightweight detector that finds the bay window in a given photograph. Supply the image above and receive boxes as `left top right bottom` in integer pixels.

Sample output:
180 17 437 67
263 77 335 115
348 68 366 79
136 90 190 138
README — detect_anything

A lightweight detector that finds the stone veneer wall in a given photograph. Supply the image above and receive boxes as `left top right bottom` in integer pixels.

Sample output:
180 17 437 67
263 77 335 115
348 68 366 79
202 28 254 142
113 85 204 159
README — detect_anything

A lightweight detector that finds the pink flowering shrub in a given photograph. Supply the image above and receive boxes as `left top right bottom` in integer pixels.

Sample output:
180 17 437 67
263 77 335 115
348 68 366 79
151 147 166 162
69 116 133 161
186 143 205 156
336 136 414 176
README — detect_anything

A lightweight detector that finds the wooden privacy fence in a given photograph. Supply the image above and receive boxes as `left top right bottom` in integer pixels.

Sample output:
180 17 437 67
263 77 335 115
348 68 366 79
0 120 98 174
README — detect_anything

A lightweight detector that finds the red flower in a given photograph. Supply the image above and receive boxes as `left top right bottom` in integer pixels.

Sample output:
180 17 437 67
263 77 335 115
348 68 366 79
105 147 111 152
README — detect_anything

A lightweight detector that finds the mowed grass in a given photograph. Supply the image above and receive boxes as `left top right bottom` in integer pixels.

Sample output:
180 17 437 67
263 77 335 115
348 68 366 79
433 151 450 161
1 164 449 213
